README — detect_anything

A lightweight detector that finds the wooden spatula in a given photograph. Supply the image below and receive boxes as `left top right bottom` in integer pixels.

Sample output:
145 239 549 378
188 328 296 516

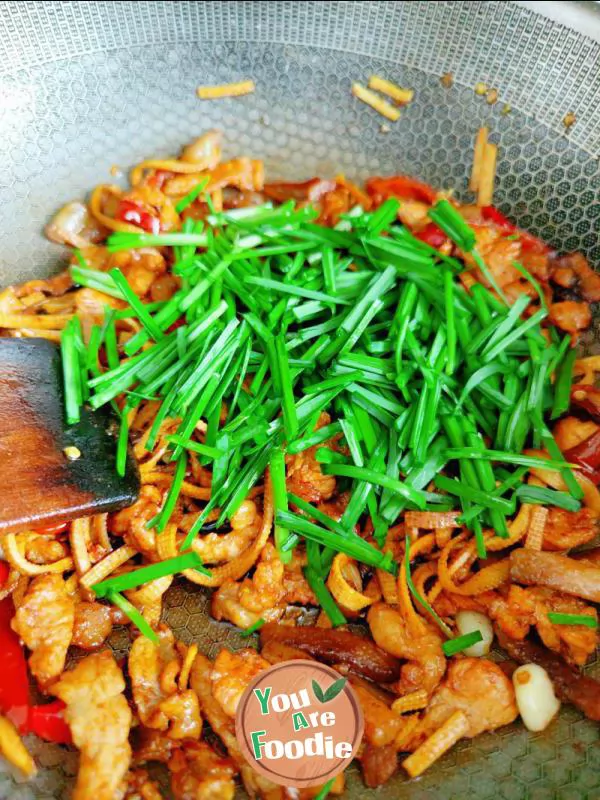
0 337 139 533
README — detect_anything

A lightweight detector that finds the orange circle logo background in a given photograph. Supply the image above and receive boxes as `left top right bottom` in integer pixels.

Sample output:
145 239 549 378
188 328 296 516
235 659 364 788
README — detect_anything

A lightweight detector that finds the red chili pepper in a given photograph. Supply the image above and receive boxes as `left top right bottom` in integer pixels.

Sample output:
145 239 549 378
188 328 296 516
481 205 516 233
415 222 448 249
28 701 72 745
0 599 30 732
34 521 69 535
116 200 160 234
166 319 185 333
564 429 600 485
519 230 552 256
0 597 72 742
481 206 552 255
365 175 437 205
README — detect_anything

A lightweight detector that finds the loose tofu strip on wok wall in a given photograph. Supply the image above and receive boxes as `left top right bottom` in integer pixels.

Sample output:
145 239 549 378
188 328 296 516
1 127 600 795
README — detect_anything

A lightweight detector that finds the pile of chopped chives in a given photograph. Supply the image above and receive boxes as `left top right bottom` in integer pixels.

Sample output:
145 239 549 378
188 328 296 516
63 194 582 627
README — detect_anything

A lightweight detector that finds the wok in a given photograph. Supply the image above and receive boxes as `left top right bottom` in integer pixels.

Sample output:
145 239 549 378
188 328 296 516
1 1 599 797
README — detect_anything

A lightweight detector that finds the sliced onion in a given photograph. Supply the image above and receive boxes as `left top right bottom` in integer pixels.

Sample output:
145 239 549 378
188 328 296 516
45 201 108 247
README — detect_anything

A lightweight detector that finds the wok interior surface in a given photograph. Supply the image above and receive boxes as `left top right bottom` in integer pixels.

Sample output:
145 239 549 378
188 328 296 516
1 1 600 797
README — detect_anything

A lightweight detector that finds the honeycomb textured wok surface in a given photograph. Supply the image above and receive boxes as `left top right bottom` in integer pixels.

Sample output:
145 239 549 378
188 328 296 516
1 2 600 797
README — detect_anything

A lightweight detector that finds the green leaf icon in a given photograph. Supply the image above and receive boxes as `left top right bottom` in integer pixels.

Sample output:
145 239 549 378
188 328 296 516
323 677 347 702
312 679 326 703
312 677 347 703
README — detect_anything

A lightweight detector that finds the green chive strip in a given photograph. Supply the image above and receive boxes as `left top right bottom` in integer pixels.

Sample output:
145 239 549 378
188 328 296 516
109 268 165 342
443 449 574 471
61 318 81 425
116 404 131 477
551 347 577 420
288 492 359 541
303 372 363 395
278 510 396 573
464 426 508 538
108 231 209 251
443 269 456 375
512 260 549 313
240 618 267 637
165 435 224 459
304 567 346 627
179 496 219 552
515 485 581 512
320 463 427 510
71 264 123 300
271 447 292 563
287 421 342 455
457 467 528 525
442 411 492 555
393 282 419 377
538 425 584 501
442 630 483 656
150 451 188 532
175 176 210 213
322 247 337 293
482 309 548 362
456 363 509 408
404 545 452 637
93 552 209 598
179 256 233 312
367 197 400 235
433 474 514 513
103 314 119 371
314 779 336 800
107 590 158 642
547 612 597 628
275 334 299 440
472 294 530 358
470 248 509 305
428 199 475 252
216 444 274 526
244 276 350 305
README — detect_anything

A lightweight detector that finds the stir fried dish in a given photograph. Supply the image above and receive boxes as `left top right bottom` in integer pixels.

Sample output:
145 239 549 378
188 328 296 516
2 129 600 799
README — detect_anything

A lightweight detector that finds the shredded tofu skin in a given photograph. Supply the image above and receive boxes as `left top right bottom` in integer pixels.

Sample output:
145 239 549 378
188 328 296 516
197 80 256 100
368 75 415 105
352 82 401 121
